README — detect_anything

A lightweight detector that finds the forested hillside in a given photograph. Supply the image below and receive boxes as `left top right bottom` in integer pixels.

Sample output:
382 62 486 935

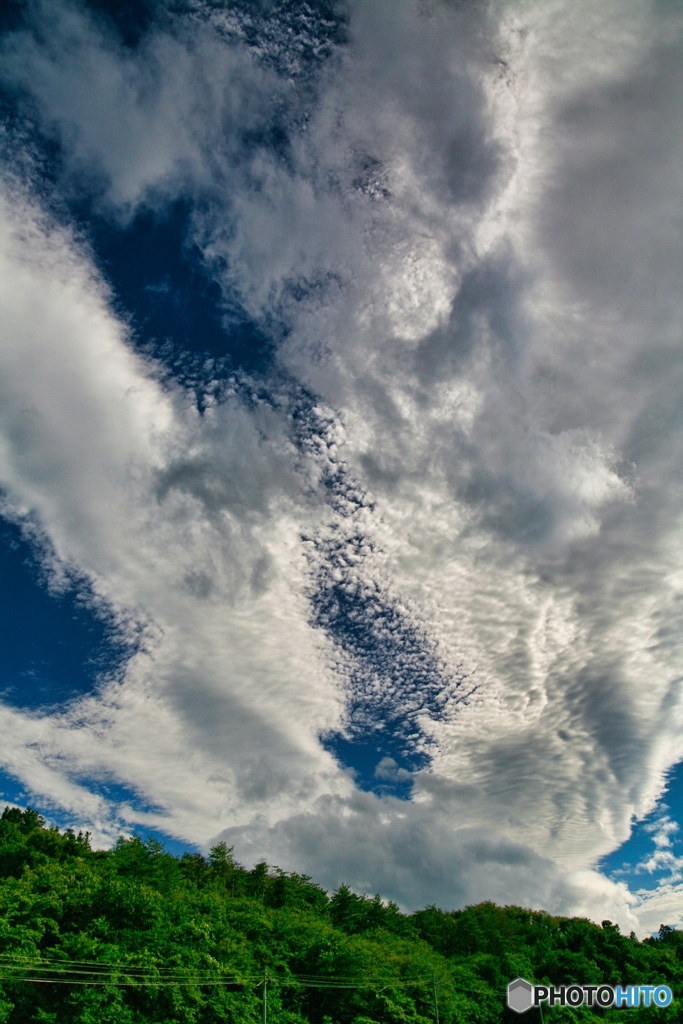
0 807 680 1023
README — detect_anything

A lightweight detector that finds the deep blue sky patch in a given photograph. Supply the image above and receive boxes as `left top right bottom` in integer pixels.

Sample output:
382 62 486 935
88 201 274 374
0 520 129 711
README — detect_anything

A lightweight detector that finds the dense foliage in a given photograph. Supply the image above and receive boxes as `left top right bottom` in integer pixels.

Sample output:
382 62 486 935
0 808 680 1023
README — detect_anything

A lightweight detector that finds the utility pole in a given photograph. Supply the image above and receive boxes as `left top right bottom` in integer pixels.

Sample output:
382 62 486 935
262 969 268 1024
433 974 440 1024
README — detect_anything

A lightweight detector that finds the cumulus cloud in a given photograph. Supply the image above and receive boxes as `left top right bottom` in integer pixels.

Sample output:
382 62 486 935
218 789 641 933
634 883 683 935
0 0 680 933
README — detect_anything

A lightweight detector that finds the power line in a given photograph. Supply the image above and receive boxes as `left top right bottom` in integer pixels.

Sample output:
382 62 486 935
0 952 434 986
0 971 438 989
0 950 492 1001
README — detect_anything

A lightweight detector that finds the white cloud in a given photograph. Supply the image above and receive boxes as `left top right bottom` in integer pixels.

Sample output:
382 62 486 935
629 815 683 881
0 0 279 215
0 0 680 933
0 175 351 845
633 882 683 935
217 790 642 933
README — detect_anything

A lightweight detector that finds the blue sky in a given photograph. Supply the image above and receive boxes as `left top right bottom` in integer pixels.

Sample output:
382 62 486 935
601 763 683 884
0 0 681 935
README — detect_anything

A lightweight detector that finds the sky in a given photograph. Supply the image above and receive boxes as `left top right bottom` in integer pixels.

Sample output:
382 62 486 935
0 0 681 936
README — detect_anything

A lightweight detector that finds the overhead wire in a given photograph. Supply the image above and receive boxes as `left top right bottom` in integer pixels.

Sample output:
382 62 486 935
0 951 492 996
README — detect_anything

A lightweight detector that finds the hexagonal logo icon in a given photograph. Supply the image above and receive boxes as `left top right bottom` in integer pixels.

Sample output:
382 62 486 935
507 977 534 1013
